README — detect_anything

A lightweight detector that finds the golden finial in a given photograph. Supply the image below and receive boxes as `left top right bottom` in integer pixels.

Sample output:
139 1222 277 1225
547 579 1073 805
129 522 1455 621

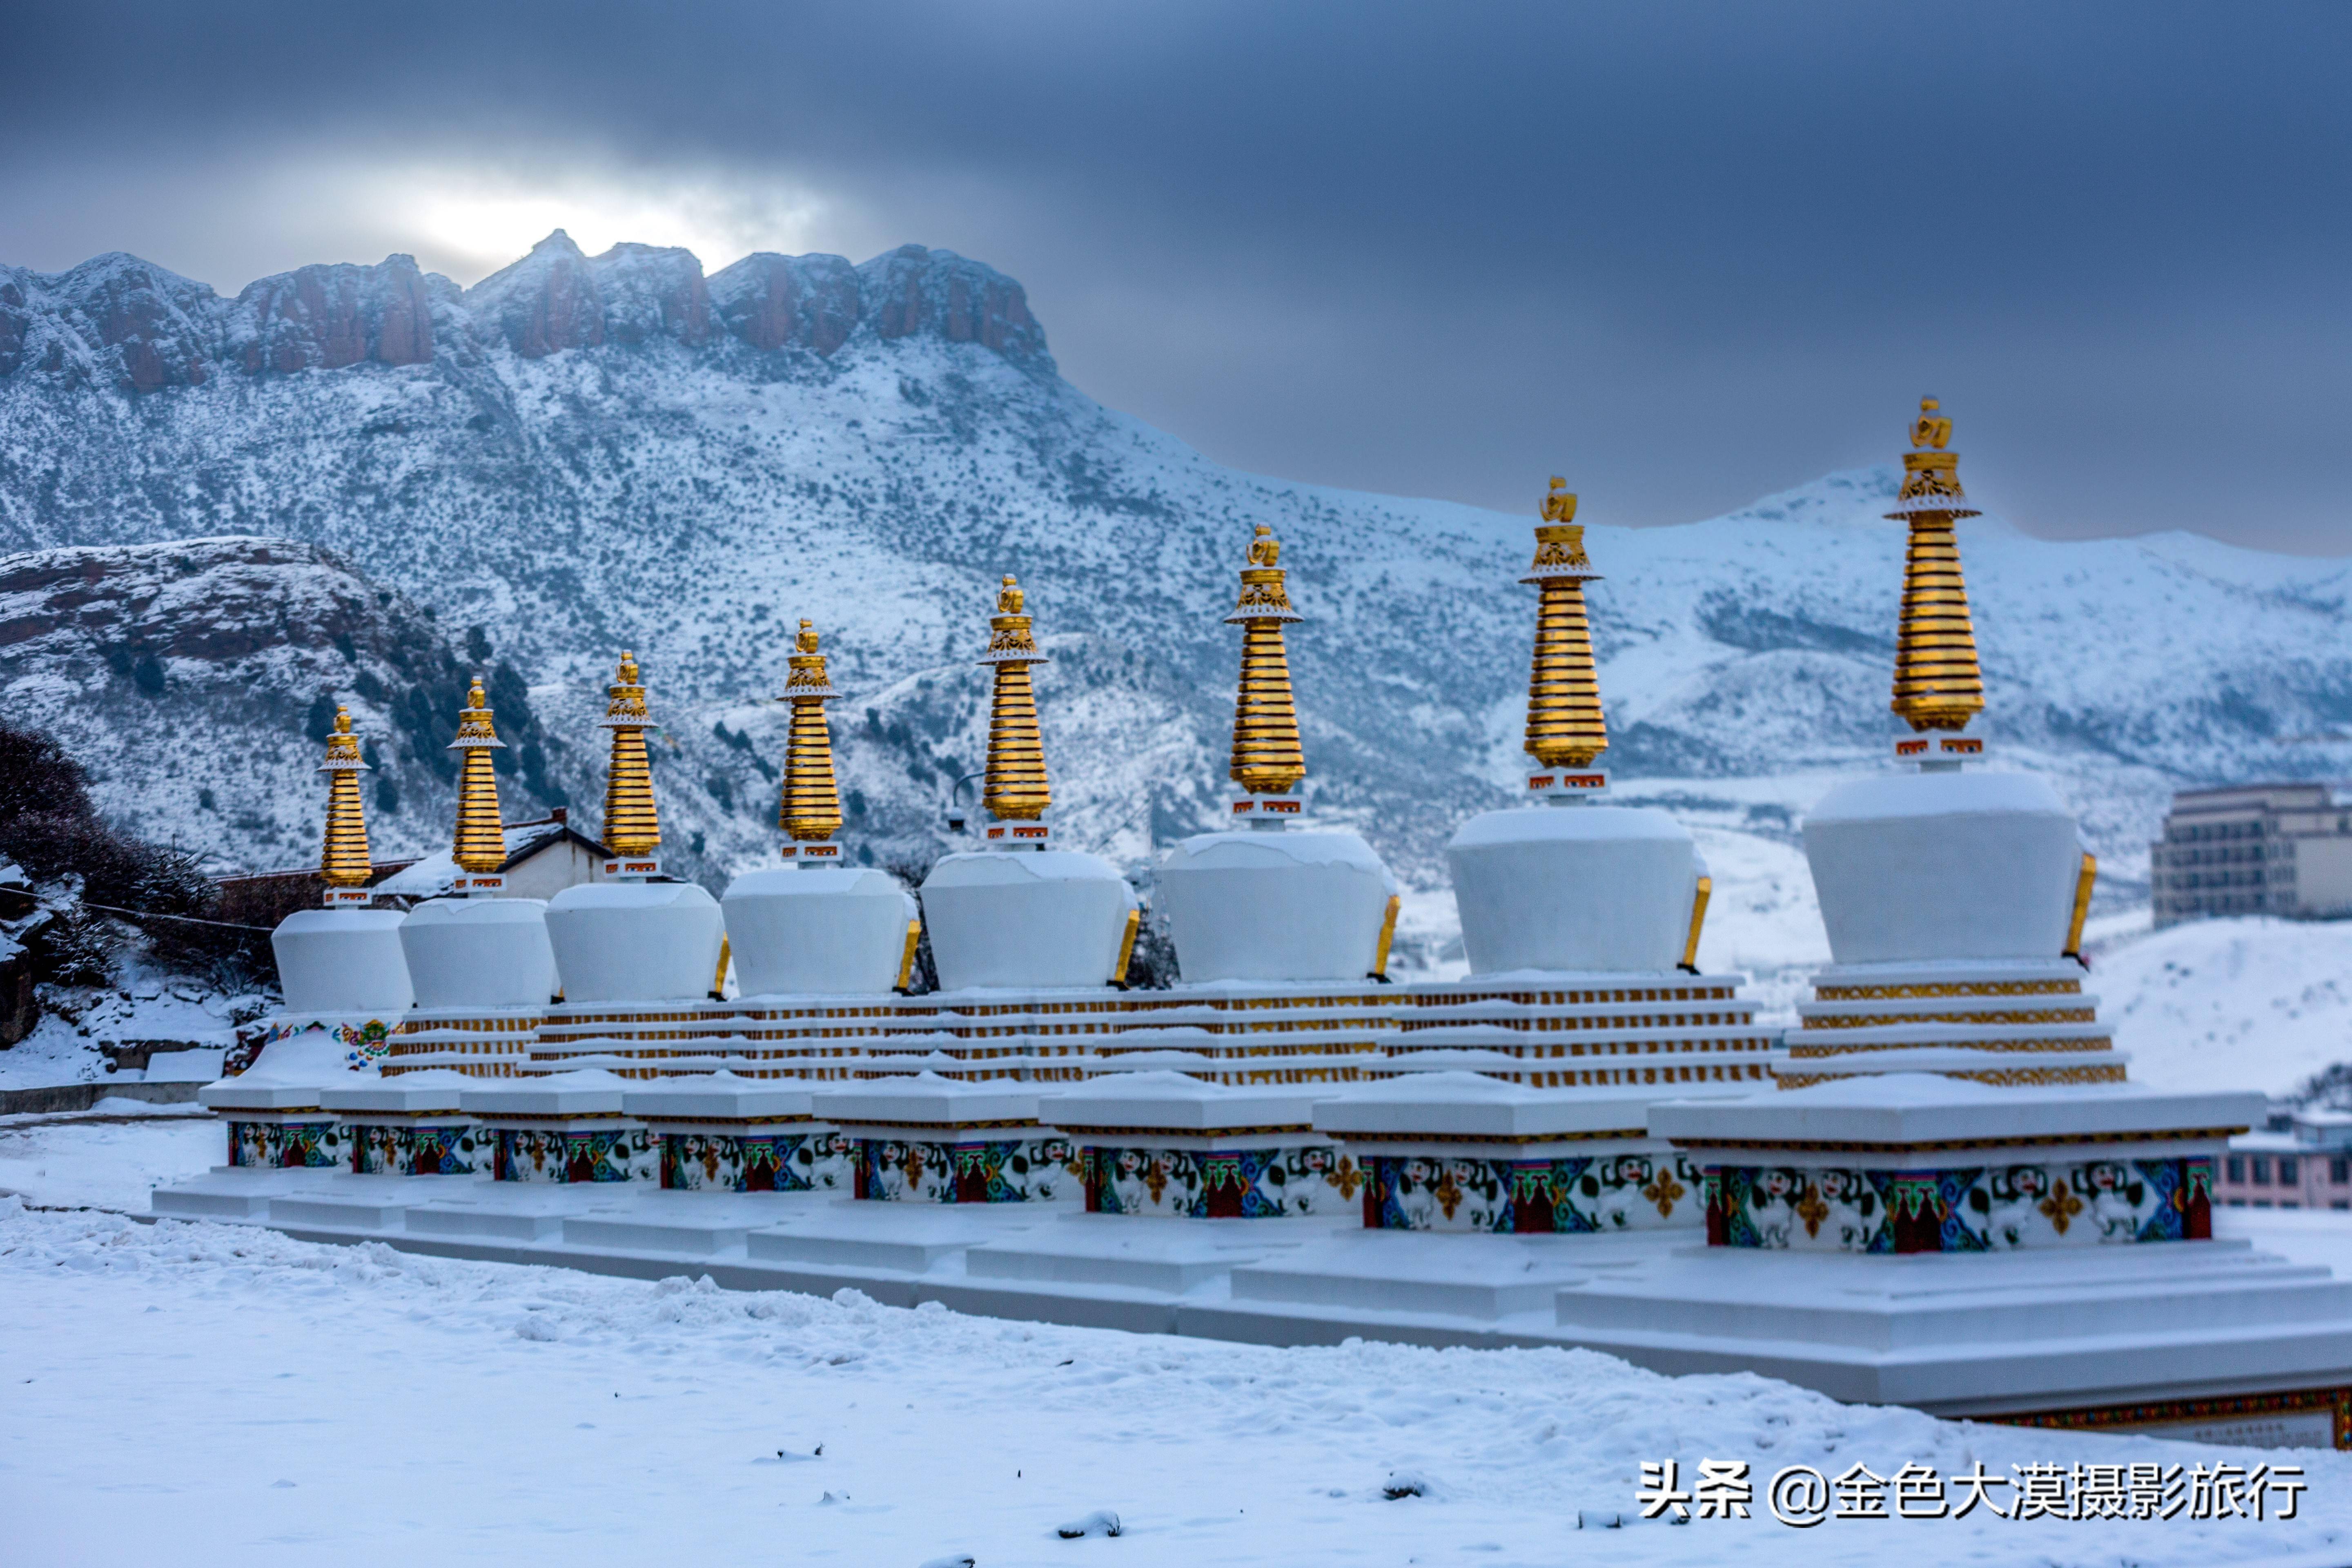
1520 481 1608 768
978 575 1051 822
317 706 373 890
780 619 844 844
1886 396 1987 733
448 674 507 875
1223 524 1306 794
599 650 661 856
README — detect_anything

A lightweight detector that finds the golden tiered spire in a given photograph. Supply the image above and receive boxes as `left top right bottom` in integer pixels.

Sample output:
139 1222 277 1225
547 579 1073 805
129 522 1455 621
978 575 1051 821
1223 525 1307 794
1887 397 1987 733
779 619 844 845
317 706 373 893
448 675 507 875
598 651 661 856
1520 479 1609 769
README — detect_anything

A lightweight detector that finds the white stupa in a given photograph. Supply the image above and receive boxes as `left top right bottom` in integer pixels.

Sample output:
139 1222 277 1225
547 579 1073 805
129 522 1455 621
260 706 410 1069
539 653 724 1007
1553 400 2347 1444
920 576 1141 992
1157 526 1399 985
721 621 919 999
385 677 558 1078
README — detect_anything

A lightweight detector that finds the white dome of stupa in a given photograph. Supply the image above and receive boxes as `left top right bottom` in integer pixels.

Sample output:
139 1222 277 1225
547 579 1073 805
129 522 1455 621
922 849 1138 990
1804 768 2081 964
399 896 558 1008
273 908 415 1015
724 866 914 996
1448 804 1699 973
546 880 725 1002
1160 827 1396 984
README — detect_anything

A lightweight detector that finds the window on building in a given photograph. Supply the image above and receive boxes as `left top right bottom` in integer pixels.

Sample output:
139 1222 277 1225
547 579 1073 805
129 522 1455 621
2228 1156 2247 1183
2281 1156 2300 1184
2332 1158 2349 1185
2253 1157 2272 1183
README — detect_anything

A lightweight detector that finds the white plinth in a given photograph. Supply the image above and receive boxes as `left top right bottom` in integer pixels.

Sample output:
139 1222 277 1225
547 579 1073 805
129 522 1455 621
1804 769 2081 964
399 896 557 1009
621 1074 819 1125
546 880 724 1003
271 908 414 1015
1049 1070 1318 1139
722 866 911 997
1651 1072 2264 1164
920 849 1138 990
1446 805 1697 974
318 1069 473 1116
1315 1071 1669 1143
199 1032 356 1111
1158 828 1396 984
460 1069 632 1119
814 1073 1043 1136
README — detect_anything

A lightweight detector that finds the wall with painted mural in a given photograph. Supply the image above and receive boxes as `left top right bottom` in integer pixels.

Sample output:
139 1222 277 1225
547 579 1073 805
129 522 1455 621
1705 1158 2216 1252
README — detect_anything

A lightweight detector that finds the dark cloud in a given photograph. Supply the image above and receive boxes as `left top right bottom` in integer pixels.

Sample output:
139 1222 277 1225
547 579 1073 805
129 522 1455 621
2 1 2346 549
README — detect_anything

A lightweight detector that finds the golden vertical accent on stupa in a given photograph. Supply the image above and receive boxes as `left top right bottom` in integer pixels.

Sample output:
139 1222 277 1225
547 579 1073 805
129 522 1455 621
1223 525 1307 794
2063 852 2098 961
1887 397 1987 733
1680 876 1713 973
978 575 1051 821
318 706 374 889
780 619 845 844
1520 479 1609 768
599 651 661 857
448 675 508 875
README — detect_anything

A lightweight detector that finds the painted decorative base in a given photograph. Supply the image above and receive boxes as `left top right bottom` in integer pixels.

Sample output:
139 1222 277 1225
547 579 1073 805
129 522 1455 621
1084 1145 1366 1218
236 1016 394 1075
1367 1151 1702 1233
227 1119 345 1169
348 1121 486 1176
494 1127 659 1183
1991 1382 2351 1450
661 1130 856 1192
852 1136 1080 1203
1707 1156 2214 1252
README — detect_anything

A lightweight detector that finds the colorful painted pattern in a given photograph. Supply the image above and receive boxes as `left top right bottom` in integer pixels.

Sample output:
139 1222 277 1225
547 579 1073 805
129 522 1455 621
1085 1144 1367 1218
661 1129 856 1192
853 1136 1080 1203
494 1127 660 1183
1705 1157 2216 1252
1364 1151 1702 1233
227 1119 344 1169
248 1018 392 1071
350 1122 484 1176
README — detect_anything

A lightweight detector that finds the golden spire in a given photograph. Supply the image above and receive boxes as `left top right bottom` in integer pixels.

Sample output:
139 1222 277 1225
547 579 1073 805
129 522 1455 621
598 651 661 856
1521 479 1609 769
448 675 507 875
779 619 844 844
1223 525 1307 794
978 575 1051 821
317 706 373 891
1887 397 1987 733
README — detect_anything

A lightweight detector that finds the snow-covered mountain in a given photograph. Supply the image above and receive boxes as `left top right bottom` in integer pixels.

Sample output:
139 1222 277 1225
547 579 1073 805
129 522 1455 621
4 232 2351 918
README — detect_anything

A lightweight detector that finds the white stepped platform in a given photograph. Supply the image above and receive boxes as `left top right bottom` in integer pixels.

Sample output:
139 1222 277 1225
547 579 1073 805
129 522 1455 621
143 1168 2352 1440
1548 1231 2352 1418
965 1210 1344 1293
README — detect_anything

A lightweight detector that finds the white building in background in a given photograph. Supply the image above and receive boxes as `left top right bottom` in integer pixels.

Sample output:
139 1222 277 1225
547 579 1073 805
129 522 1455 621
2149 783 2352 928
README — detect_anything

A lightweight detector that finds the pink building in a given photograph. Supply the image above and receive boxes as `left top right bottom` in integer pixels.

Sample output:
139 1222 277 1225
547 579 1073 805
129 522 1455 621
2216 1109 2352 1210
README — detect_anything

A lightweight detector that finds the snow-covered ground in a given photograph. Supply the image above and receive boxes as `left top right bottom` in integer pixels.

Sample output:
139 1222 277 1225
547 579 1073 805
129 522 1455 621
2091 915 2352 1099
3 1120 2349 1567
0 980 257 1093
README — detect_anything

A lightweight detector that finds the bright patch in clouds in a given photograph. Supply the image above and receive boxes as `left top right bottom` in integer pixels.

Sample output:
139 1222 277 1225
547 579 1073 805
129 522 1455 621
383 166 844 282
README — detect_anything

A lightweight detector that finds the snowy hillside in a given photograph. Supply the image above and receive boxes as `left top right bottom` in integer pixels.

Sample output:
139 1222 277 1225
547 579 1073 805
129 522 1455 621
4 232 2352 909
2091 914 2352 1098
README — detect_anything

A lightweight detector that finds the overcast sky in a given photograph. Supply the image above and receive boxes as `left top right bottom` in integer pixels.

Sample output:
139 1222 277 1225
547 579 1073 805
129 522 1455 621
2 2 2345 552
